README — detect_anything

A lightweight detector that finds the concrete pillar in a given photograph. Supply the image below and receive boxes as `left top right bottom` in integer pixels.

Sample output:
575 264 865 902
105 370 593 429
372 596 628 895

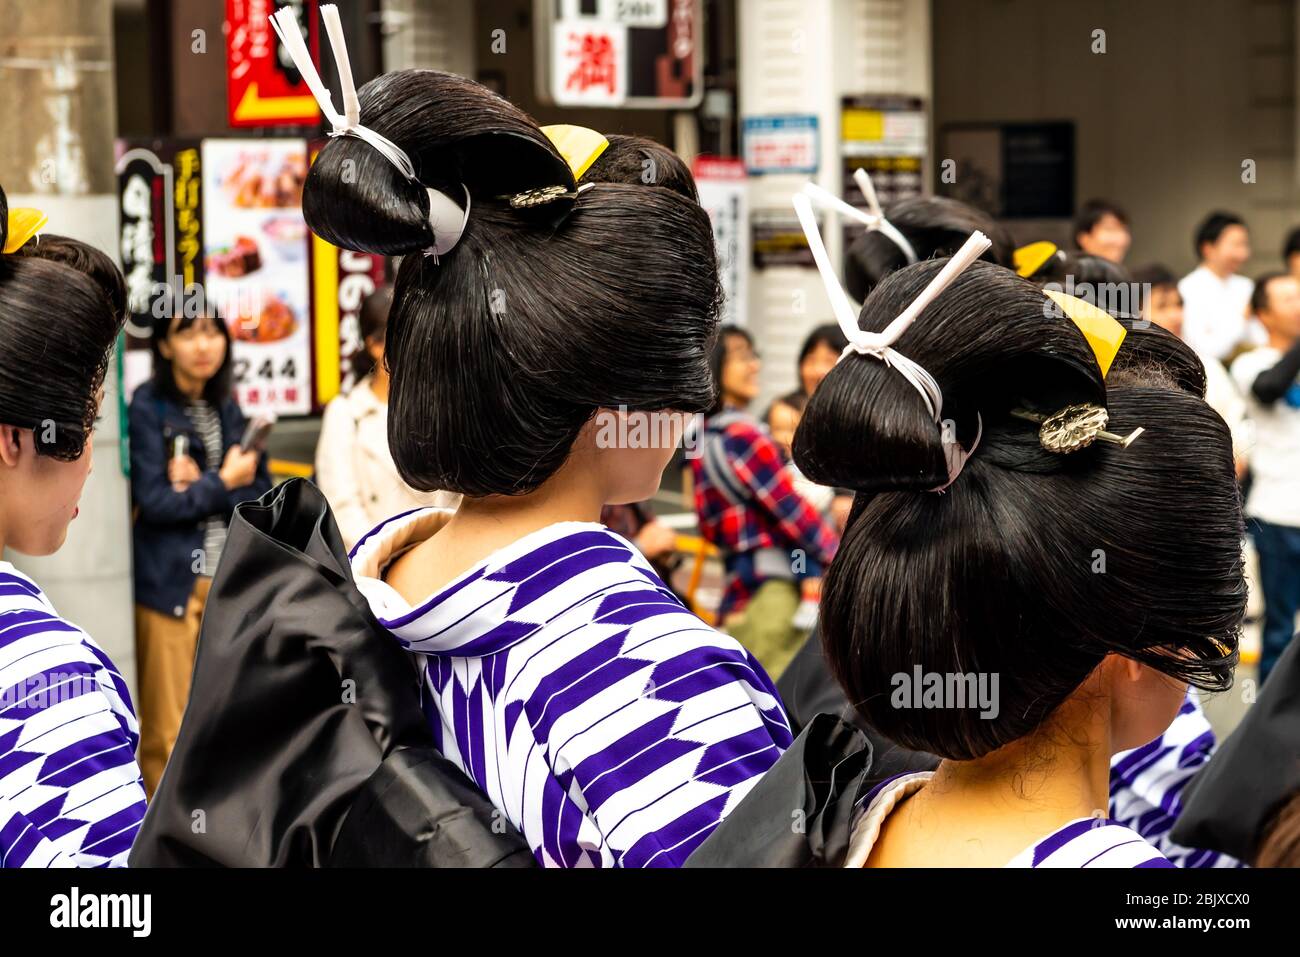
738 0 931 410
0 0 136 698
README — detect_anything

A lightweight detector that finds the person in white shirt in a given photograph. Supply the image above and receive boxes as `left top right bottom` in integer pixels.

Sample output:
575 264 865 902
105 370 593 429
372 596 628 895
1132 264 1250 478
1179 211 1256 362
315 286 458 549
1231 272 1300 683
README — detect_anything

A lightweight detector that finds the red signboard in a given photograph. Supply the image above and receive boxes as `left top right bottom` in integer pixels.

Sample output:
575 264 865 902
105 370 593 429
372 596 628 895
226 0 321 128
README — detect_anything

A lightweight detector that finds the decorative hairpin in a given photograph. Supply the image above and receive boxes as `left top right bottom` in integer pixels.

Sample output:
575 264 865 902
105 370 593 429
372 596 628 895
1014 292 1143 452
3 207 48 254
1042 289 1127 378
801 169 918 267
1011 404 1144 453
792 183 991 492
542 125 610 180
269 4 468 259
1013 240 1062 279
502 182 594 209
499 127 608 209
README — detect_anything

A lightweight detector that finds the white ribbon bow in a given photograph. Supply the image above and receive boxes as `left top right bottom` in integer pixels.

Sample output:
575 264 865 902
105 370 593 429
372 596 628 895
791 183 992 492
269 3 468 258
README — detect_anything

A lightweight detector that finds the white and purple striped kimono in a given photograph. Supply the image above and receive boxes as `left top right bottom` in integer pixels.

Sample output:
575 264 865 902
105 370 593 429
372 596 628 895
1110 691 1243 868
352 511 793 868
0 563 147 867
847 771 1175 868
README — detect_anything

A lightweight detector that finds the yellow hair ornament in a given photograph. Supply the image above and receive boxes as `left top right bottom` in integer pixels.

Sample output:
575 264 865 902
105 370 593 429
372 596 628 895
541 125 610 181
4 207 49 254
1013 240 1058 278
1044 289 1127 378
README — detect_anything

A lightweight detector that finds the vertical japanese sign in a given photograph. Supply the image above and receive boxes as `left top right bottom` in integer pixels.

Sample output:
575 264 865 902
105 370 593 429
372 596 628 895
226 0 321 128
694 157 749 327
116 140 205 401
202 139 312 416
539 0 702 108
309 146 387 407
117 145 173 343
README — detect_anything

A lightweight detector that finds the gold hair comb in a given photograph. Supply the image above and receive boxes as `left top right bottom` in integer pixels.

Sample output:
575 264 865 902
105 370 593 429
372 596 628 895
501 181 594 210
1011 403 1144 454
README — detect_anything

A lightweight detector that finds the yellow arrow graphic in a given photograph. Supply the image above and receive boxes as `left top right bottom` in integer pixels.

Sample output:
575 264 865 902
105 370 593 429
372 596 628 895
233 82 320 124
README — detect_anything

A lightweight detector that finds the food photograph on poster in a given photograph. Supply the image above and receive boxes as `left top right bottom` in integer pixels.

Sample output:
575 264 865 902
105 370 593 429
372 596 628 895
201 138 312 415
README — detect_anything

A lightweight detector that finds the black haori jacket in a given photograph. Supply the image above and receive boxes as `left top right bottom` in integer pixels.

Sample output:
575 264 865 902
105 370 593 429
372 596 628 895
1173 636 1300 865
129 478 535 868
684 631 940 867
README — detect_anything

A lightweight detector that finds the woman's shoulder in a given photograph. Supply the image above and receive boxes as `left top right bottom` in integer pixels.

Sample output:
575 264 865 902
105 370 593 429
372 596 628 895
0 566 126 690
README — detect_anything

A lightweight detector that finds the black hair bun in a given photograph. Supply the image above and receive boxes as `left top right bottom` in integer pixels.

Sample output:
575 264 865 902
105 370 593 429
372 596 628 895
794 259 1106 493
299 72 723 499
844 196 1014 302
303 70 576 256
804 256 1243 761
582 135 698 202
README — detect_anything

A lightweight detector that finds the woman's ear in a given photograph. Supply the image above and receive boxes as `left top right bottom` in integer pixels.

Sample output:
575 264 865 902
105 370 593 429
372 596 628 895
1098 652 1145 688
0 426 23 468
157 337 174 361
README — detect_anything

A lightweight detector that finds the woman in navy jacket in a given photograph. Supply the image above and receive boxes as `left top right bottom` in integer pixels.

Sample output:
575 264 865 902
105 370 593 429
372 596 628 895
129 309 271 794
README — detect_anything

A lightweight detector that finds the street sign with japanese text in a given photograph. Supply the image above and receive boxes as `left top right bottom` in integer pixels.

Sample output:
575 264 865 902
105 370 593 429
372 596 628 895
226 0 322 128
538 0 703 108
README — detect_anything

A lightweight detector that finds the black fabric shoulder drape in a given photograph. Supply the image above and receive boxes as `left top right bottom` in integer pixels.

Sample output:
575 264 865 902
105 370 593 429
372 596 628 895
129 478 534 868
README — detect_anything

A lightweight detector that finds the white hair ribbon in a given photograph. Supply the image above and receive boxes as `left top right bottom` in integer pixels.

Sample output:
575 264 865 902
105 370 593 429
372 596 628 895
799 170 919 267
791 187 991 491
269 3 468 259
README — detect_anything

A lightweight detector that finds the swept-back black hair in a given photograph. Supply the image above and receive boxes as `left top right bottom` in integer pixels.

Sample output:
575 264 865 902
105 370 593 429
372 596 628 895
1073 198 1128 244
1194 211 1246 258
844 195 1015 303
583 135 698 202
149 308 234 405
795 259 1243 761
302 71 721 497
351 283 394 382
0 186 125 460
1250 271 1288 315
14 233 128 324
707 324 754 417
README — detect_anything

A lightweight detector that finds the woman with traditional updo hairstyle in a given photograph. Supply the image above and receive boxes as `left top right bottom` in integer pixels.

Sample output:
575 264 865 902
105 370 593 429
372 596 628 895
789 237 1245 866
250 7 792 869
0 184 146 867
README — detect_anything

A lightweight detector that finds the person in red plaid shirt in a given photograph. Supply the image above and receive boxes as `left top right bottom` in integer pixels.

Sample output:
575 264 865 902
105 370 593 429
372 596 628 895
691 326 839 677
